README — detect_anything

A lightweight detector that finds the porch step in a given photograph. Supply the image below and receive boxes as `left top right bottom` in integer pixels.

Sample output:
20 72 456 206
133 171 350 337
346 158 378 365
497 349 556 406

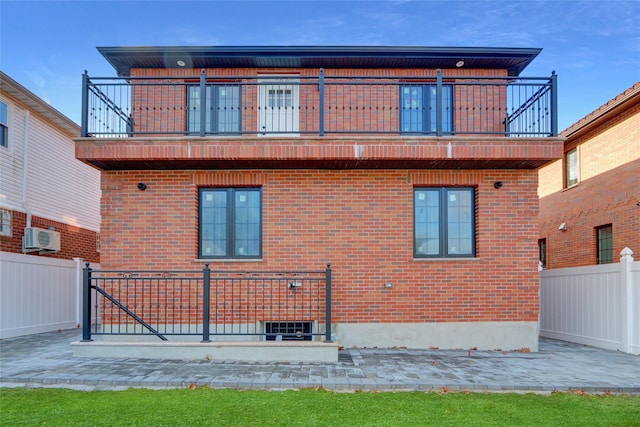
71 340 339 363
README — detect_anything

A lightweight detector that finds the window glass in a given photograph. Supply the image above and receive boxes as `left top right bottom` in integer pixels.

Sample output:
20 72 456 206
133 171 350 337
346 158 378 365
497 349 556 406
538 238 547 268
596 225 612 264
415 188 475 257
0 101 7 148
566 148 578 187
401 85 452 134
187 85 240 134
199 188 261 259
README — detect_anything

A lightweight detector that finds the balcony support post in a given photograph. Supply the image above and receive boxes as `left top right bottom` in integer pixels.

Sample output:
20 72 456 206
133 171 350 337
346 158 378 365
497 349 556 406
199 69 207 137
319 68 325 136
436 69 443 137
81 71 89 137
551 70 558 136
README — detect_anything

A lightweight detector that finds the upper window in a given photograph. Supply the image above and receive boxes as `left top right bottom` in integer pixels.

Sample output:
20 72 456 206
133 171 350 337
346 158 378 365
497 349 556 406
596 224 613 264
400 85 453 134
565 148 578 187
187 85 241 134
0 209 11 237
0 101 8 148
199 188 262 259
414 187 475 258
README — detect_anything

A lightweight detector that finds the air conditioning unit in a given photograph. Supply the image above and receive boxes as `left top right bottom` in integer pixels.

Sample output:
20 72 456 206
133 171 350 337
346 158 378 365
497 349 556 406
23 227 61 253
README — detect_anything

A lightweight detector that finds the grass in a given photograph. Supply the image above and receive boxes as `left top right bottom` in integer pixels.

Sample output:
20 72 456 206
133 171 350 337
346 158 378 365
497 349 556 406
1 387 639 426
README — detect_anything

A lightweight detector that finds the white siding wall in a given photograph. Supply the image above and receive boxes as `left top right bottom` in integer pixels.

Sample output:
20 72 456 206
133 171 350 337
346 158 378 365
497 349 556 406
0 97 26 212
0 252 100 338
0 93 100 231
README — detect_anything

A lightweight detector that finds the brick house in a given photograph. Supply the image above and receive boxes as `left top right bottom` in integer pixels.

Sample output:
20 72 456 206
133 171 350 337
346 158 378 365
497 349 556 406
76 46 562 351
538 82 639 269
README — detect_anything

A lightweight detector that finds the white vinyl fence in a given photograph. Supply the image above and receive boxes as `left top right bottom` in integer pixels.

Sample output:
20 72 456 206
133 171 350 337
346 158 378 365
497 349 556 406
0 252 100 339
540 248 639 354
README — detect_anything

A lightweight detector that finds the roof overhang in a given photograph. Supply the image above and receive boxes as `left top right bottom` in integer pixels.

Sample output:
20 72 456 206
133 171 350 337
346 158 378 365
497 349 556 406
0 72 79 138
97 46 542 78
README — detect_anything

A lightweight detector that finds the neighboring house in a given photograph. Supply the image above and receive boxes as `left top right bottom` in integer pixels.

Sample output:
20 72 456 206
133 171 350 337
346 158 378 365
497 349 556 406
75 46 563 351
0 71 101 338
538 82 639 269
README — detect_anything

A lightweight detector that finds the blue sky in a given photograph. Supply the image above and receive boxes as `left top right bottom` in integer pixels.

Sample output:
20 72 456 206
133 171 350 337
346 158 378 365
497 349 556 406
1 0 638 131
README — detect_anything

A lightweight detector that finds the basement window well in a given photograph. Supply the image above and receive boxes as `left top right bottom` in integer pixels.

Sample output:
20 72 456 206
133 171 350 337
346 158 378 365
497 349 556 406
265 321 312 341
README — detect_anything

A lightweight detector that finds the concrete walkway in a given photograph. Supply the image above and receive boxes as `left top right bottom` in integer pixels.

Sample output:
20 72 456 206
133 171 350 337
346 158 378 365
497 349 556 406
1 329 638 393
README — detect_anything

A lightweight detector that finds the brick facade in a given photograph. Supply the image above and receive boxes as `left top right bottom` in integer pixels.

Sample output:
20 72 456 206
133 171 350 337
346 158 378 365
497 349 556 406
100 168 540 324
538 84 639 268
0 210 100 263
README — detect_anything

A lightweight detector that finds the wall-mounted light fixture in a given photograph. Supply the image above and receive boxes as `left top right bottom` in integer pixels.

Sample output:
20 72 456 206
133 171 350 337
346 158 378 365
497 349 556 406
558 222 567 231
493 181 503 189
137 183 147 191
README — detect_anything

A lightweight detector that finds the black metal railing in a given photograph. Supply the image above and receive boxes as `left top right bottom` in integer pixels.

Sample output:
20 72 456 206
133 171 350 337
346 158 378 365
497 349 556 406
81 70 557 138
82 264 332 342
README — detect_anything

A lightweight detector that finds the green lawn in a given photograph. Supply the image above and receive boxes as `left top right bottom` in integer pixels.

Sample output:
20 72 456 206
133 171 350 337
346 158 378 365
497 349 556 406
1 387 638 426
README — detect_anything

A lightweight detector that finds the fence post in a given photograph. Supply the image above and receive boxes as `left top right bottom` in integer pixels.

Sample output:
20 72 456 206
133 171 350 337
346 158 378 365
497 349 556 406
620 248 634 354
202 264 211 342
318 68 325 136
81 71 89 137
82 263 92 342
436 69 443 137
325 263 332 342
199 69 207 137
551 71 558 136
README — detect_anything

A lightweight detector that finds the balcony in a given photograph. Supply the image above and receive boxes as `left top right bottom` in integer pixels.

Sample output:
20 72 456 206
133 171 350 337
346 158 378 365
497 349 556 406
77 70 563 170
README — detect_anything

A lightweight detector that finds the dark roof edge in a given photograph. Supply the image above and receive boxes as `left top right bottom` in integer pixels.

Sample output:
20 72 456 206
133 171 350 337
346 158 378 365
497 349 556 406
97 45 542 77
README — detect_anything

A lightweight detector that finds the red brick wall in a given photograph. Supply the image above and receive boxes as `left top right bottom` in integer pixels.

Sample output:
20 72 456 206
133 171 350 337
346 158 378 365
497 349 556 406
100 168 539 324
128 68 508 135
0 210 100 263
538 100 640 268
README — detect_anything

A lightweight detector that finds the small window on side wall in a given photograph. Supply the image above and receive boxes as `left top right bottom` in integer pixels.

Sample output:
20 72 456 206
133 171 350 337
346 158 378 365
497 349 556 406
538 238 547 269
0 101 8 148
565 148 578 187
0 209 12 237
596 225 612 264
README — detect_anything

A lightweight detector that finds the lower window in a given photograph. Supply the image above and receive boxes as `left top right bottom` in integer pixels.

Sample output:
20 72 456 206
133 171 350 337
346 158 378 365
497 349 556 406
199 188 262 259
414 187 475 258
596 224 612 264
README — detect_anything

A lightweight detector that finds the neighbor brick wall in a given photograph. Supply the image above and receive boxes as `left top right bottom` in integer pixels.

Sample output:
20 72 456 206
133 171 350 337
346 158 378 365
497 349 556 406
538 100 640 268
100 168 539 325
0 210 100 263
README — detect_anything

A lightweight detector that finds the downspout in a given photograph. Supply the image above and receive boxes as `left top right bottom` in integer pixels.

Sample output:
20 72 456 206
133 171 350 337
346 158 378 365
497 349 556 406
21 111 32 227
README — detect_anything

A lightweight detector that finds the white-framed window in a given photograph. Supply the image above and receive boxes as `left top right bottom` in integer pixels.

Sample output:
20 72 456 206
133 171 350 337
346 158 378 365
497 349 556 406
0 209 12 237
565 148 578 187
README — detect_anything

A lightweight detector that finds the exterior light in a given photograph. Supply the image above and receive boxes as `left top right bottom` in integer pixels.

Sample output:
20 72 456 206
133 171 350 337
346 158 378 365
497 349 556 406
176 60 186 67
456 60 465 68
137 183 147 191
558 222 567 231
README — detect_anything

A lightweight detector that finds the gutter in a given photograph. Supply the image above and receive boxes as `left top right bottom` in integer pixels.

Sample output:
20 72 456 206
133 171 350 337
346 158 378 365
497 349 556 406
22 111 31 227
